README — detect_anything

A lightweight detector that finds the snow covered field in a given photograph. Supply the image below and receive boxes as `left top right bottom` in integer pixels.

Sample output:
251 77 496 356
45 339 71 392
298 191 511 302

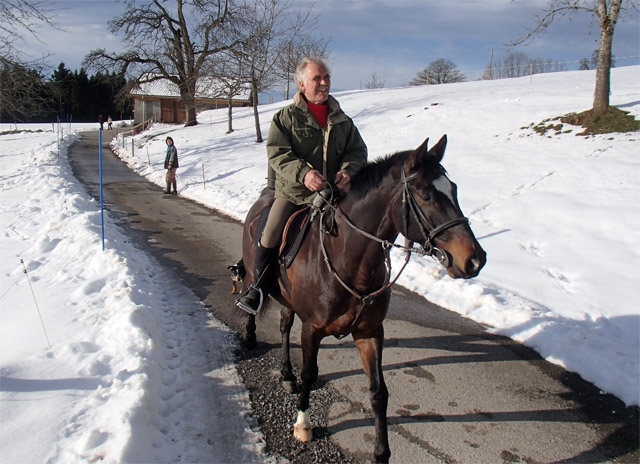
1 65 639 462
0 126 266 462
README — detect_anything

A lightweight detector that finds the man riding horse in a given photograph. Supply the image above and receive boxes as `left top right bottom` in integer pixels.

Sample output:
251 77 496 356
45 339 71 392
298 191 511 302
236 57 368 314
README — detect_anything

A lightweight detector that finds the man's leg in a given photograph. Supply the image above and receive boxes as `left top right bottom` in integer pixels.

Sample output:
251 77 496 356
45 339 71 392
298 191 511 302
236 198 299 314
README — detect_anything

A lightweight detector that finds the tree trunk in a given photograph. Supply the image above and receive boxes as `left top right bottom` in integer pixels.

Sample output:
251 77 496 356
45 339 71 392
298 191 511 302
252 81 262 143
285 75 290 101
182 92 198 127
227 96 234 134
592 0 621 117
184 100 197 126
182 82 198 127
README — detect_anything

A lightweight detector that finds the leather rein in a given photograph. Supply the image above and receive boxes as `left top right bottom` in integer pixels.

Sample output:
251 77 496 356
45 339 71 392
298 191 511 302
312 162 468 337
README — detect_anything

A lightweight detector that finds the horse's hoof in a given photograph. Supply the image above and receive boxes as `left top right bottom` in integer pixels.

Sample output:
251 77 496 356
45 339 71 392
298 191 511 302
293 424 312 442
293 410 312 442
242 334 256 350
282 380 297 394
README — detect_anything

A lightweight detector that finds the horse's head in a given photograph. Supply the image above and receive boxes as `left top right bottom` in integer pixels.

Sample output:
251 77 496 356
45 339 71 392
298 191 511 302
395 135 486 279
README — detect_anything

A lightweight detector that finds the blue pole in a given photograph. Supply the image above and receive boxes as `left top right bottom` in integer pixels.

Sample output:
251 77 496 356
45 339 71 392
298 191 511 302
99 128 105 251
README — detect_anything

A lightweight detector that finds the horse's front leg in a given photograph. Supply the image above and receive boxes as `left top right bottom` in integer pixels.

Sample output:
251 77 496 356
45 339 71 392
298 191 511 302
280 306 296 392
243 313 256 349
354 325 391 464
293 322 323 442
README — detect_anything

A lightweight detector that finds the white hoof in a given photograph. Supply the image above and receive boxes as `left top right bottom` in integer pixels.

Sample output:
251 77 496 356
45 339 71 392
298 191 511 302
293 410 312 442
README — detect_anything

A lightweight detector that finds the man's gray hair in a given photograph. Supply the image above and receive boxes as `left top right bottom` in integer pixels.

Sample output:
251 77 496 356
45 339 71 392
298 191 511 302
295 57 331 90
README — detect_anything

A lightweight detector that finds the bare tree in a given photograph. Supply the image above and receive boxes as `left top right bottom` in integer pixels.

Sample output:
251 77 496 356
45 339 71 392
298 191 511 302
0 0 61 121
0 0 59 62
234 0 320 142
409 58 466 86
363 72 385 89
0 59 53 122
482 52 566 79
274 34 331 100
84 0 240 127
503 52 530 78
510 0 638 117
206 50 250 133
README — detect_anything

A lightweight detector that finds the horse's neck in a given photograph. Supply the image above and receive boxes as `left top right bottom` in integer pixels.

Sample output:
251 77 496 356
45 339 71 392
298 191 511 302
338 179 400 243
320 183 399 292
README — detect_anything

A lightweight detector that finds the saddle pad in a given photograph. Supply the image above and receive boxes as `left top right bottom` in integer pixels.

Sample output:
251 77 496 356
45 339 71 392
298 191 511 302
280 207 312 268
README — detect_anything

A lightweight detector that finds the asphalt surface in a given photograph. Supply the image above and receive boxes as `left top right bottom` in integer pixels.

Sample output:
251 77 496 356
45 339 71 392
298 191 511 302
68 129 638 464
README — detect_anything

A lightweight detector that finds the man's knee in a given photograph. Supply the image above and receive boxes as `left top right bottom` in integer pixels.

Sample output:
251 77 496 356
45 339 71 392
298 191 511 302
261 199 298 248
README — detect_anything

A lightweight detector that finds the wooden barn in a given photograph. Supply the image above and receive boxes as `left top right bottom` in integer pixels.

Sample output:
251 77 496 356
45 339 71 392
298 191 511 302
128 76 252 125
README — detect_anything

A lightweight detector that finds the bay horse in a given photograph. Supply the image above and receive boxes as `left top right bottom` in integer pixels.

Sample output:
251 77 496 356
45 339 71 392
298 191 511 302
238 135 486 463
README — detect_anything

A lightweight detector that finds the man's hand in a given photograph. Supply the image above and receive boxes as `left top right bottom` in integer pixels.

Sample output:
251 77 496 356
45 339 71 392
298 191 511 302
303 169 325 191
334 170 352 192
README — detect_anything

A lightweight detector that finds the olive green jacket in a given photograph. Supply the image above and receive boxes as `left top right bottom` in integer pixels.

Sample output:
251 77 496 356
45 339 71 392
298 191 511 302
266 92 368 205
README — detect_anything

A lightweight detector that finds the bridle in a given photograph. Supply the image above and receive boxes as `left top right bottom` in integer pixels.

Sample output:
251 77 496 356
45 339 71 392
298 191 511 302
400 162 469 268
313 161 469 314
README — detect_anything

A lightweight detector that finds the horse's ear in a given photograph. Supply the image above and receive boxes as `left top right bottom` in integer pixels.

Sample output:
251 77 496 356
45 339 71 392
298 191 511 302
407 137 429 170
427 134 447 163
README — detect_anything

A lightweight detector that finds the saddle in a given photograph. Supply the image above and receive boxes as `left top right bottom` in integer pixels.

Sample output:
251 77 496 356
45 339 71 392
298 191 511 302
253 201 313 270
229 188 334 294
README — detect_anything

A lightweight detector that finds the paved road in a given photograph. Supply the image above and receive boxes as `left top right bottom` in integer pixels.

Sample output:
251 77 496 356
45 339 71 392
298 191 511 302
69 129 638 463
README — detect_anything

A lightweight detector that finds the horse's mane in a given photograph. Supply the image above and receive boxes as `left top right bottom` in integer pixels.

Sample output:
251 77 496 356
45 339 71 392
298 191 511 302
348 150 410 199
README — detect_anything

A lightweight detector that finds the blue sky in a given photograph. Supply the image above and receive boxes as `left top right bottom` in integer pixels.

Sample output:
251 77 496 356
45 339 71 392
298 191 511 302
18 0 640 91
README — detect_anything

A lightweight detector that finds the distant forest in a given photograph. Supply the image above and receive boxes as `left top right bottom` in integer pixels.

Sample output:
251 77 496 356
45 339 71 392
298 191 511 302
1 62 132 124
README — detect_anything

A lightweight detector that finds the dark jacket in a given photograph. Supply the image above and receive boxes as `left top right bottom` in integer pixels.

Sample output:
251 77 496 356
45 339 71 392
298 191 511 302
266 92 367 205
164 145 179 169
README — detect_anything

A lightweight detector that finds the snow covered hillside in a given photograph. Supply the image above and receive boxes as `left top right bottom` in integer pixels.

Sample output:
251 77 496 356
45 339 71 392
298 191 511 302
114 66 640 407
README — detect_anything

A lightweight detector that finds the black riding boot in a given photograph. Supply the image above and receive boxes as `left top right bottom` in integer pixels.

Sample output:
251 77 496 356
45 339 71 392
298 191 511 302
172 180 177 195
164 182 171 194
236 244 276 314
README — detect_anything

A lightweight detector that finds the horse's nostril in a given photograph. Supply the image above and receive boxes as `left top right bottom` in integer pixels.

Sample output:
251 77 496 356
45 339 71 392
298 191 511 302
467 257 481 275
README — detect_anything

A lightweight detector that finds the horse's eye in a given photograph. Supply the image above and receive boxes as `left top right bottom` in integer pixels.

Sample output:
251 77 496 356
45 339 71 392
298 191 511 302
419 190 432 202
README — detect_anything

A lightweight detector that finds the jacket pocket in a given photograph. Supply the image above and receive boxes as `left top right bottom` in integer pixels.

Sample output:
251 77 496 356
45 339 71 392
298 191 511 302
293 127 315 139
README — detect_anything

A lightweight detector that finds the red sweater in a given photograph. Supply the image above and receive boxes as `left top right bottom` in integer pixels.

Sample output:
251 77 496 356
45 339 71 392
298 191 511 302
307 101 328 128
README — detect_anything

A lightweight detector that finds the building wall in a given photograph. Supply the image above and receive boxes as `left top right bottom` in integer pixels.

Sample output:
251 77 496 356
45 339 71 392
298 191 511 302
132 97 251 126
133 99 162 125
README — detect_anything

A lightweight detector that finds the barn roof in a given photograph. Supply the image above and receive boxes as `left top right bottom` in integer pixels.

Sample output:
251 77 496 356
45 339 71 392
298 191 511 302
129 75 251 101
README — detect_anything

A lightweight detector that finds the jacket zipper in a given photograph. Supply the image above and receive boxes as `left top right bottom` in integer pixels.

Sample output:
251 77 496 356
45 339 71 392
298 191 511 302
322 120 332 180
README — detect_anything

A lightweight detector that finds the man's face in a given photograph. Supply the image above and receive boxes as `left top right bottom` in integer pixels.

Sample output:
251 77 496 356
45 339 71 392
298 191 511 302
300 63 330 105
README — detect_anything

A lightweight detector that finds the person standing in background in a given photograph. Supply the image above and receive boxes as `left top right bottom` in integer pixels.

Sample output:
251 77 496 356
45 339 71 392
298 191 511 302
164 136 179 195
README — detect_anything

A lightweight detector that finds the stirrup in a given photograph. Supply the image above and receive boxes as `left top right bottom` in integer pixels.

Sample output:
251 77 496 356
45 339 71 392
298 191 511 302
235 285 264 315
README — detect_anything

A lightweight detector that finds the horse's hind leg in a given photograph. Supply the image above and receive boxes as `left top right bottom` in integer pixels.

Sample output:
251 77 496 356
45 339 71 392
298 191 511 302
354 326 391 464
280 306 296 392
293 323 322 442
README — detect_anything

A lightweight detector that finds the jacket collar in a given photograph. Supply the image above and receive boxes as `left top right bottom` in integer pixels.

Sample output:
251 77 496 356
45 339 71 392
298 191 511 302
293 91 341 115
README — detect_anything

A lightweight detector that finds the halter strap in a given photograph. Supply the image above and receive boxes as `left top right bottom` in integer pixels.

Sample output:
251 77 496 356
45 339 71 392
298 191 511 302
401 162 468 264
